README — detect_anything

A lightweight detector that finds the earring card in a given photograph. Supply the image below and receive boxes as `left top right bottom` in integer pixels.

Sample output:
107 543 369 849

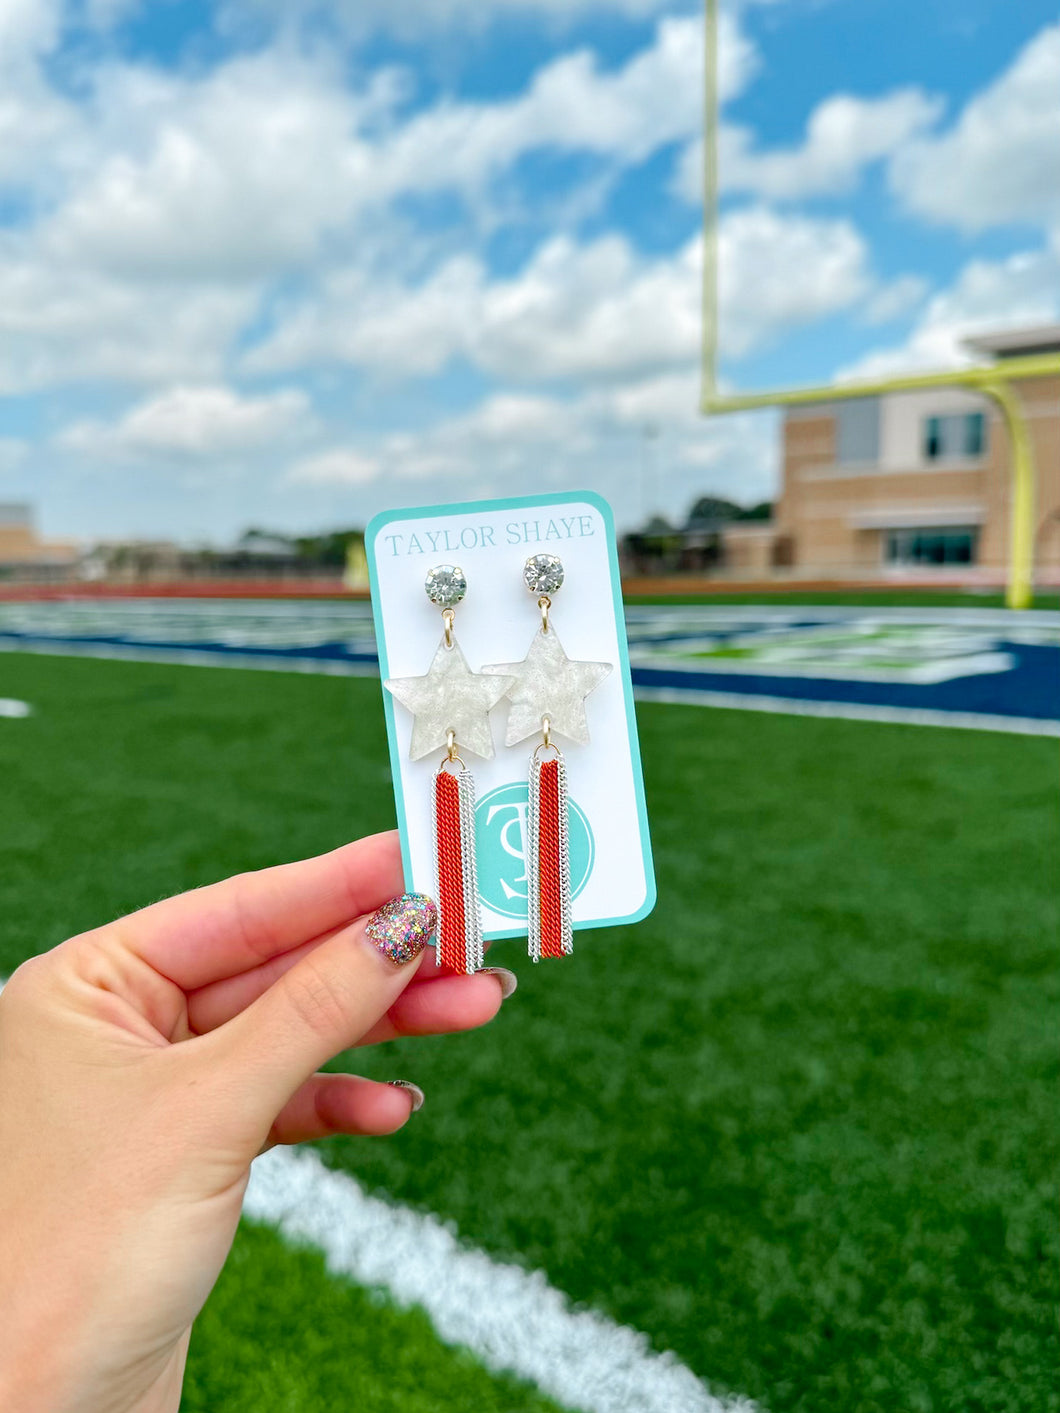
366 491 655 941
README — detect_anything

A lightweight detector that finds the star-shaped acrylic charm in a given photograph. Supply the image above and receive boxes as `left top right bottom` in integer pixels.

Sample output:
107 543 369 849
385 637 515 761
483 627 612 747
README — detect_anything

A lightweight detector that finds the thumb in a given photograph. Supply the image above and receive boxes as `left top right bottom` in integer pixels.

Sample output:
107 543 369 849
202 892 437 1122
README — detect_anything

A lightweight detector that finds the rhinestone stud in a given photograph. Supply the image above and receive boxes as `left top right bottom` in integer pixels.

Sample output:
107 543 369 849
523 553 564 596
424 564 467 608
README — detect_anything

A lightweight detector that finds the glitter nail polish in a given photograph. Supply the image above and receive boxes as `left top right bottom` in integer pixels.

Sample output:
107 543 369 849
365 893 437 964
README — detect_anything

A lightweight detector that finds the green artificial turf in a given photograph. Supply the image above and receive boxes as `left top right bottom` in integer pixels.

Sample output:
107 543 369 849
184 1221 565 1413
0 652 1056 1413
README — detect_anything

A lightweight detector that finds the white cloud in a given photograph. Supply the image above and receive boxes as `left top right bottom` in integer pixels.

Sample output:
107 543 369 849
287 449 381 485
375 391 585 483
837 238 1060 382
59 385 311 460
42 52 403 282
725 88 940 199
0 1 78 187
473 235 702 381
861 274 929 327
287 373 779 526
676 22 1060 233
250 207 875 382
890 23 1060 233
33 13 728 291
675 87 942 204
604 368 703 427
718 206 872 357
0 251 258 392
373 15 719 201
0 46 401 390
246 255 481 379
0 13 744 397
0 0 62 60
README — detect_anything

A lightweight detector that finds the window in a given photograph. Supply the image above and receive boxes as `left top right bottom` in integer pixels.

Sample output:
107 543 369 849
923 412 986 461
884 528 979 566
837 397 880 464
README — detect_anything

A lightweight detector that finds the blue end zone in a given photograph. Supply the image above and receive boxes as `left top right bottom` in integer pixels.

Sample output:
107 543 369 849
630 642 1058 722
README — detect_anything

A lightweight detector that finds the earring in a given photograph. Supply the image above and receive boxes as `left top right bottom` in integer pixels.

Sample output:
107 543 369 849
484 554 612 962
384 565 514 975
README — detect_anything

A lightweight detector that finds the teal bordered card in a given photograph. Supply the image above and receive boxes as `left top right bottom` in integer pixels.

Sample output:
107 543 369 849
367 491 655 941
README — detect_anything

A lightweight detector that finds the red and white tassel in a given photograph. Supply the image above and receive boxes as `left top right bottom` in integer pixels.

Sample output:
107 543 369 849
433 762 484 974
527 747 573 961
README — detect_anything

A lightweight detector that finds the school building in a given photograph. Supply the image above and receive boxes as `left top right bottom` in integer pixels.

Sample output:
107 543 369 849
0 503 79 583
751 325 1060 583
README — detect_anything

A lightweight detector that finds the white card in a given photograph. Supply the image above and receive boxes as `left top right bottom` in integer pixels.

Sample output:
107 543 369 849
366 492 655 940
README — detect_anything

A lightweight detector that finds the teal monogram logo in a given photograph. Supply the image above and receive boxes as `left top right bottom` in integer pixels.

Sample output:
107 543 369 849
475 783 594 919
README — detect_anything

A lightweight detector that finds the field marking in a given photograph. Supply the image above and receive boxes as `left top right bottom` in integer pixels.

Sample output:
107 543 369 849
632 685 1060 737
0 697 31 717
246 1146 757 1413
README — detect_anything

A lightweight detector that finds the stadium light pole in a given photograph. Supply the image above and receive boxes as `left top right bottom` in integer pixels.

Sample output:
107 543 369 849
699 0 1059 609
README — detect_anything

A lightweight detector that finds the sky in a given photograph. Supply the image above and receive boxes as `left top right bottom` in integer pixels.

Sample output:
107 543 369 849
0 0 1057 544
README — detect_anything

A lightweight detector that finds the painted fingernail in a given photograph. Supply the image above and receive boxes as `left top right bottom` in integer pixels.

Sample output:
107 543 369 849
387 1080 425 1112
365 893 437 964
479 967 518 999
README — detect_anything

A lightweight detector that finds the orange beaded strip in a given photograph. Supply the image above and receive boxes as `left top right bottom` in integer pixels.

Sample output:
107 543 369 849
537 760 565 958
433 765 483 974
527 751 572 961
435 769 468 974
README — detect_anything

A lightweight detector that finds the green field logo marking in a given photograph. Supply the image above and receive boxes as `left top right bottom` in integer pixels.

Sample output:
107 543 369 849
475 783 594 919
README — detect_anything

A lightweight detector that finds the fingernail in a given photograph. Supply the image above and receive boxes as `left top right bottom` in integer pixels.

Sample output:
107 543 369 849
387 1080 425 1112
479 966 518 999
365 893 437 964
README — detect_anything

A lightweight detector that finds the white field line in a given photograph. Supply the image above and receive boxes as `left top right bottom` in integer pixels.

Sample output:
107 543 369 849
245 1146 757 1413
0 977 756 1412
632 685 1060 738
0 698 31 716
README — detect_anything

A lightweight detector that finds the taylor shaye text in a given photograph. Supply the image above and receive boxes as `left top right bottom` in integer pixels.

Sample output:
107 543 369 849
380 516 598 557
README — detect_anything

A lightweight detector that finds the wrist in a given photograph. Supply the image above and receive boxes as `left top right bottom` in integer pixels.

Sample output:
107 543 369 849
125 1337 189 1413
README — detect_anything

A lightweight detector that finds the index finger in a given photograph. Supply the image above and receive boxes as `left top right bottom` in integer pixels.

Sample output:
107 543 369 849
111 830 405 991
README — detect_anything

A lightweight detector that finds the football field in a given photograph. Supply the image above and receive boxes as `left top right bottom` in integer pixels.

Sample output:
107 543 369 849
0 647 1056 1412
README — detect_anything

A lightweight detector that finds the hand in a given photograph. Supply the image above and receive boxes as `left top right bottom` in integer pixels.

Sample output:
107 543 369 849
0 831 512 1413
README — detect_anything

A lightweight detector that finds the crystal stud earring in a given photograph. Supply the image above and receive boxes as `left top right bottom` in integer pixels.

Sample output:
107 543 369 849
483 554 611 961
384 566 514 973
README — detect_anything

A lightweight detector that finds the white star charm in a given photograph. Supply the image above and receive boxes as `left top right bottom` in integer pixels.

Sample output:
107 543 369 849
484 628 612 747
386 637 515 761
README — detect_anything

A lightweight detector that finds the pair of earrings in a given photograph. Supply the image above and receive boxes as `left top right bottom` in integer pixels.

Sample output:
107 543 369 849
385 554 611 974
